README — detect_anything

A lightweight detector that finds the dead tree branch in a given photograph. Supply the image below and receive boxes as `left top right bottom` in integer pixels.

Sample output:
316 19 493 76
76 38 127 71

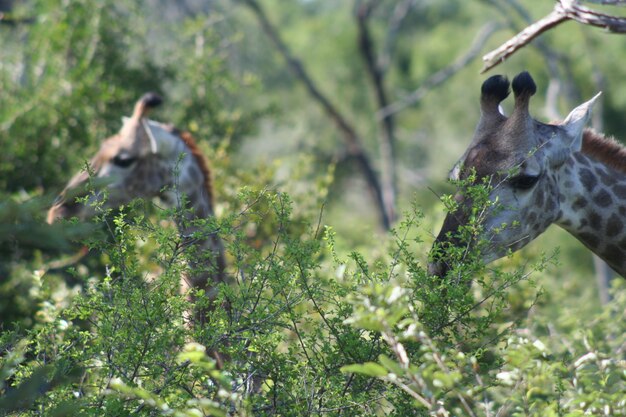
378 22 499 119
356 1 397 224
239 0 392 230
482 0 626 73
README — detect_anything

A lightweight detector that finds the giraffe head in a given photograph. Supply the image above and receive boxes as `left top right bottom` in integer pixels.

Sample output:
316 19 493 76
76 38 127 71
429 71 600 277
47 93 191 223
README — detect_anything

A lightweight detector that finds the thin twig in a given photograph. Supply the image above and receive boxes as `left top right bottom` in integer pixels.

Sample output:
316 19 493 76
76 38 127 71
481 9 567 73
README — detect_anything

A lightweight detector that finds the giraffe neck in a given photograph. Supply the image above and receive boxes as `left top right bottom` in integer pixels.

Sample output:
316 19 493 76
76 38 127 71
167 141 226 294
556 151 626 275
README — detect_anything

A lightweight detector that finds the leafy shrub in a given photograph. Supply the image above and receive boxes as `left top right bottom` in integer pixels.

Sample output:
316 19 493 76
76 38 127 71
341 175 626 416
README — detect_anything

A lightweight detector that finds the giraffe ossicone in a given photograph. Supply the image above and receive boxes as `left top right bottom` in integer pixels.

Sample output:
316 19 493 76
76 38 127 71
429 71 626 278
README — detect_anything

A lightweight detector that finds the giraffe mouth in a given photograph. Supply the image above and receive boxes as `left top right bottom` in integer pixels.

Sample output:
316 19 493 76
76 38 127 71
47 176 118 224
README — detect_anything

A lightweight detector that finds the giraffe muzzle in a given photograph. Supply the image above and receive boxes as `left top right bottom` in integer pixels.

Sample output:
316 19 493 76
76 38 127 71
47 198 82 224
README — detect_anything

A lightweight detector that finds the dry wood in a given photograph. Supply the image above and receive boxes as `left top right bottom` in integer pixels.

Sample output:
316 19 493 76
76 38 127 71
483 0 626 73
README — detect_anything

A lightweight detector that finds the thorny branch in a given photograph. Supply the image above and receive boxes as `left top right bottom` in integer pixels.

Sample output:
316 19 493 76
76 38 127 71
239 0 392 230
483 0 626 72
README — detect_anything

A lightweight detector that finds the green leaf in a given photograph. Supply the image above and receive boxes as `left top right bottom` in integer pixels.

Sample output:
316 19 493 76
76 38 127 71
378 354 403 375
341 362 388 377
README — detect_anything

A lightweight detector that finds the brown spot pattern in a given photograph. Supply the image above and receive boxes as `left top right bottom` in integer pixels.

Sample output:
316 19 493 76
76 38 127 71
606 214 623 238
613 184 626 199
572 197 587 210
593 189 613 208
589 211 603 230
580 168 597 193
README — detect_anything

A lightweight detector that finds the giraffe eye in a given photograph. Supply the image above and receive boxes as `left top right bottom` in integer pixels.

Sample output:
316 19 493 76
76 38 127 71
509 174 540 190
112 154 137 168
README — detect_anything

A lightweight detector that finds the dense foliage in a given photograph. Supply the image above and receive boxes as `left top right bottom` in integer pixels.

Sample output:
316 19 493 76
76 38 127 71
2 0 626 415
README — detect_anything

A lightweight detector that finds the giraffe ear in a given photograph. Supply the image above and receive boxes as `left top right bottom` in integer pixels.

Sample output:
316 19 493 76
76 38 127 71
547 92 600 167
143 120 179 157
561 92 601 151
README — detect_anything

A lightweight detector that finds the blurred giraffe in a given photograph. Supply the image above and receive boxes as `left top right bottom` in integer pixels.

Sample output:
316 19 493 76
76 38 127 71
47 93 228 335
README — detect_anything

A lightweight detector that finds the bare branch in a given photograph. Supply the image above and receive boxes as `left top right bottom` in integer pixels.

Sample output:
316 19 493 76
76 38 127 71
378 22 500 119
239 0 392 230
482 0 626 73
481 9 567 74
565 0 626 30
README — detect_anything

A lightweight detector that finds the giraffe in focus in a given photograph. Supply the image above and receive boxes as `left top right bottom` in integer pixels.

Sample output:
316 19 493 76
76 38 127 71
47 93 227 326
429 71 626 278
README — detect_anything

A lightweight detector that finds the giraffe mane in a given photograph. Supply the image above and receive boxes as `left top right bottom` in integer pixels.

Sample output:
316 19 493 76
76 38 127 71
581 128 626 174
172 129 214 206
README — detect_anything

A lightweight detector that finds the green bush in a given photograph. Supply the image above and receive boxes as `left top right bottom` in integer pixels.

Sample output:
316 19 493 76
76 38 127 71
341 177 626 416
4 173 624 416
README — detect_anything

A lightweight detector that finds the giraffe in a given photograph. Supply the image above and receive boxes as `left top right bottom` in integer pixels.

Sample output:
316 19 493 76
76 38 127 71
429 71 626 279
47 93 228 328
